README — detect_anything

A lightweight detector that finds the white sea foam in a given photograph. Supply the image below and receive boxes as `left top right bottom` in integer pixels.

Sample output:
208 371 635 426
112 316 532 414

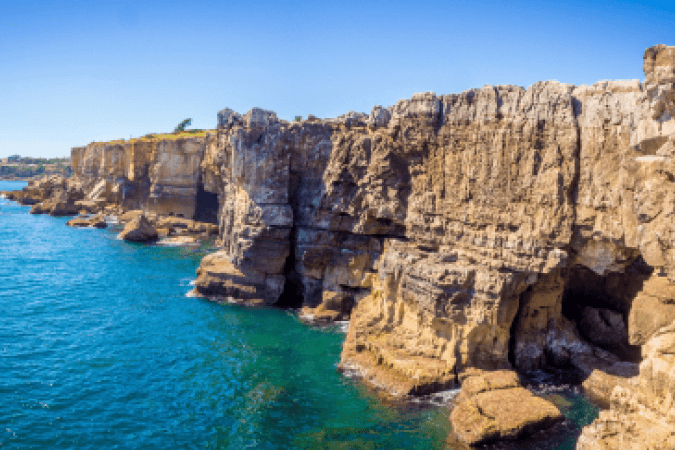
413 388 461 406
335 320 350 333
158 236 199 247
157 240 183 247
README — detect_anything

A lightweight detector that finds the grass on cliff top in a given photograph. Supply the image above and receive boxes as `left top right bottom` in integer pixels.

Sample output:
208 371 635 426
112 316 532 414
91 129 215 145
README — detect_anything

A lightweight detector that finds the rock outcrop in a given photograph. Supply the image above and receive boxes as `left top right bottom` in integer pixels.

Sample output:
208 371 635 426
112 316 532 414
6 44 673 449
6 175 85 215
66 213 107 229
72 137 210 219
118 214 159 242
450 370 563 446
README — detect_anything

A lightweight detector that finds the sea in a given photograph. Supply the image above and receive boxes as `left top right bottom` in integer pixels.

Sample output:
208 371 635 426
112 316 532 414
0 180 598 450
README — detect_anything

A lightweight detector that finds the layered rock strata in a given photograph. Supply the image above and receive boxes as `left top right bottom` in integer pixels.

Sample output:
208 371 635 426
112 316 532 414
5 44 673 449
71 136 210 219
196 44 674 448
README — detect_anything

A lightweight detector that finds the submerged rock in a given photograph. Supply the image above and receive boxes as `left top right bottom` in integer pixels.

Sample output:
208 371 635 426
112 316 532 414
450 370 563 446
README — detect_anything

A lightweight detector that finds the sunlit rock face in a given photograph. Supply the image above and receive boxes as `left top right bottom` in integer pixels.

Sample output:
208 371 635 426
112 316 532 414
147 138 207 218
70 137 208 219
200 45 672 448
64 45 674 449
197 108 294 304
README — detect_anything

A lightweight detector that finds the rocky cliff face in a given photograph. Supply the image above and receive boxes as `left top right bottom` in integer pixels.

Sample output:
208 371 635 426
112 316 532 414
59 45 674 449
71 137 212 220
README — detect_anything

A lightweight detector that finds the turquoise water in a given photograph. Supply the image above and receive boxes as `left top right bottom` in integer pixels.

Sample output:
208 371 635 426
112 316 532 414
0 180 597 449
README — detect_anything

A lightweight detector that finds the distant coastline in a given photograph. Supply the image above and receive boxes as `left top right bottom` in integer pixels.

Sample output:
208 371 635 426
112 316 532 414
0 176 39 181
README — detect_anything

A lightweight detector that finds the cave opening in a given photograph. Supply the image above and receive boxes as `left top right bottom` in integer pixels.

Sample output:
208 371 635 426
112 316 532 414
193 181 219 224
274 170 305 309
275 251 305 308
561 258 653 363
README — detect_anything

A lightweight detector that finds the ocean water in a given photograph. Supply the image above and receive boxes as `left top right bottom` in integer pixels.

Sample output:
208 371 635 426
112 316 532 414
0 180 598 450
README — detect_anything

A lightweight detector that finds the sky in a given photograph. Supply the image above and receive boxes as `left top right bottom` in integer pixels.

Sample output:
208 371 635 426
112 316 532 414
0 0 674 158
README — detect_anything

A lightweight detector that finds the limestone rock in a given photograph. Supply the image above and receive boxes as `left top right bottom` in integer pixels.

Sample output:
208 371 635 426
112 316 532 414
628 273 675 345
66 216 91 227
74 200 104 214
367 105 391 128
119 214 158 242
66 213 107 229
15 175 84 215
217 108 242 129
192 251 284 305
118 210 145 223
243 108 278 129
299 290 353 324
29 203 48 214
643 44 675 85
577 322 675 450
88 214 107 228
450 370 563 446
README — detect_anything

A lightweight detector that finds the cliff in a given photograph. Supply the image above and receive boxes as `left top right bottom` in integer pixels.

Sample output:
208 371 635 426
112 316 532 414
71 136 212 220
9 44 673 448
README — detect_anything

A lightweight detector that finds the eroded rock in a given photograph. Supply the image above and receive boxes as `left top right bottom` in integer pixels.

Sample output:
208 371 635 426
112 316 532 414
118 214 158 242
66 213 107 229
450 370 563 446
577 325 675 450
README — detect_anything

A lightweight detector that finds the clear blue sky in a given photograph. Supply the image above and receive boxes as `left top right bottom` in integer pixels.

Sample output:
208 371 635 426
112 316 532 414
1 0 673 158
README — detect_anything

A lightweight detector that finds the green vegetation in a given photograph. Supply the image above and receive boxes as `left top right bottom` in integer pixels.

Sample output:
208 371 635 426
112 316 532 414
295 116 302 122
174 118 192 133
0 155 71 179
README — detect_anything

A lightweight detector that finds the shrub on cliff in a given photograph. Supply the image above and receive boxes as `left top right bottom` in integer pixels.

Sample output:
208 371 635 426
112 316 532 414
173 118 192 133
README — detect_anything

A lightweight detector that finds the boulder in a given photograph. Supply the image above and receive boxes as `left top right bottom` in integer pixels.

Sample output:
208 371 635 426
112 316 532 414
450 370 563 446
192 251 287 306
118 214 158 242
